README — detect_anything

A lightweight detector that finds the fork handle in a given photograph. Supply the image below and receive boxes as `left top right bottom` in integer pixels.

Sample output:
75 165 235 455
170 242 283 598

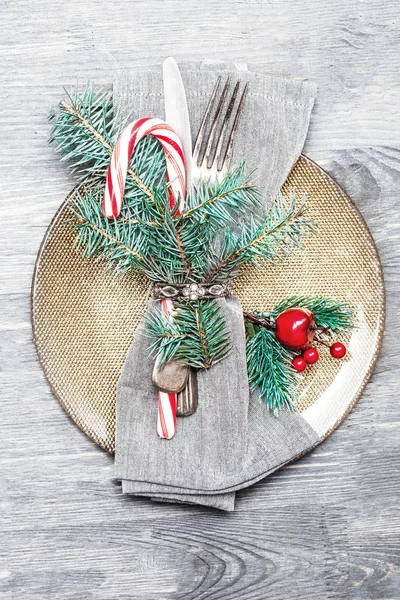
177 368 198 417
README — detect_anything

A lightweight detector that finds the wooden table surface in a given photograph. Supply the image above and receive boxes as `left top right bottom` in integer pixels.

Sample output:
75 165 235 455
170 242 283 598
1 1 399 598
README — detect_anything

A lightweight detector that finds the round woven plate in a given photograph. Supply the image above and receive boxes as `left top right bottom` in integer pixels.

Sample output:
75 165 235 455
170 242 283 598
32 156 385 453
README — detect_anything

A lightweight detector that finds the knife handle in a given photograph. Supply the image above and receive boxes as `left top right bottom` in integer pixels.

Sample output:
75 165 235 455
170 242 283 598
152 359 189 394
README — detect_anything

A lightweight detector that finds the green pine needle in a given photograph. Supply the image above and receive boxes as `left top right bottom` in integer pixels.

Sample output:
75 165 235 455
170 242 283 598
49 85 167 212
177 164 261 280
145 300 231 369
49 85 115 176
246 327 298 413
70 186 149 274
204 190 317 282
270 295 355 334
181 163 260 226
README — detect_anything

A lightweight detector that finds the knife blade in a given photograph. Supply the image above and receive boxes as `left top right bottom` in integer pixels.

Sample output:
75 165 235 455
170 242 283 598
162 56 193 189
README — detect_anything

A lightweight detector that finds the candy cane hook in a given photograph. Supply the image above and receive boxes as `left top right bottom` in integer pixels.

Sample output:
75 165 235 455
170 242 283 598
103 117 186 218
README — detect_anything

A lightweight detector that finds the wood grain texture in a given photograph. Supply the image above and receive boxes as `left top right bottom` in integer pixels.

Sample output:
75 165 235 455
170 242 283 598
0 0 399 598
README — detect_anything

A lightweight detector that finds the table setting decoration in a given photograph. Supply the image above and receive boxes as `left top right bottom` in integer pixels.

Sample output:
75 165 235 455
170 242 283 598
31 58 385 510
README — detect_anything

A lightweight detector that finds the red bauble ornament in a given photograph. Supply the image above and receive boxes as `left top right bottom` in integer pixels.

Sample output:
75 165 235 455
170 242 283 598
275 307 316 350
330 342 347 359
292 356 307 372
303 347 319 364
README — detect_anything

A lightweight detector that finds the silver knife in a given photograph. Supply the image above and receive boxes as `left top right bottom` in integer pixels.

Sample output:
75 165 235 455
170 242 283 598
162 56 193 189
153 57 198 416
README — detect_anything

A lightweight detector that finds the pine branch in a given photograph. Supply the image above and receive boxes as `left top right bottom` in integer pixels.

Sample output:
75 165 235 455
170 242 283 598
175 226 193 278
145 300 231 369
59 98 114 153
181 164 259 225
175 165 261 280
71 183 193 281
269 295 355 334
50 86 113 174
204 190 316 282
71 186 188 282
246 327 299 413
70 171 266 284
70 188 146 272
50 86 157 204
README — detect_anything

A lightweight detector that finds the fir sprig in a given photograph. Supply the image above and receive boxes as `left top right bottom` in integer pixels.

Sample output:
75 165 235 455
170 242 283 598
181 164 259 226
49 86 115 178
70 186 146 271
145 300 231 369
269 295 355 334
246 327 298 413
177 164 260 279
49 86 165 207
71 185 193 281
204 190 316 282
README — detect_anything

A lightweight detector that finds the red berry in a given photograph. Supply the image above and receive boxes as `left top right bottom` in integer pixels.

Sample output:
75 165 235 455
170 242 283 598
303 347 319 364
275 307 316 350
330 342 347 359
292 356 307 372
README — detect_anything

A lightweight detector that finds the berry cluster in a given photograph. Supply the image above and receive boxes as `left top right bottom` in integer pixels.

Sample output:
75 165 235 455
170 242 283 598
274 307 347 373
291 342 346 372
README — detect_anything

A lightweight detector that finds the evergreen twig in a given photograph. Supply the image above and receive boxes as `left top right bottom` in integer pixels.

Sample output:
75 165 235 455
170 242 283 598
247 328 298 413
145 300 231 369
181 165 259 225
51 88 155 202
269 295 355 334
204 190 316 283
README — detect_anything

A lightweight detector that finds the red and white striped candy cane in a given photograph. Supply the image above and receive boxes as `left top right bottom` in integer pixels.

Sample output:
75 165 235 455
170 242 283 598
103 117 186 440
156 298 178 440
103 116 185 218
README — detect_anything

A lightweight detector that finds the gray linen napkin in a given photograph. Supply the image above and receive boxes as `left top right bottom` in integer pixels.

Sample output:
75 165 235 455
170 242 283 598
114 61 320 510
112 60 317 211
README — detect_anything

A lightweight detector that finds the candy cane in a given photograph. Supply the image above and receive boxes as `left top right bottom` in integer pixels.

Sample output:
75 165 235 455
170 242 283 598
104 117 186 439
156 298 178 440
103 117 185 218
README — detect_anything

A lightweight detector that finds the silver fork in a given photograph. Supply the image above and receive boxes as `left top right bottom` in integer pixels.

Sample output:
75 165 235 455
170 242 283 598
192 77 248 183
176 76 248 417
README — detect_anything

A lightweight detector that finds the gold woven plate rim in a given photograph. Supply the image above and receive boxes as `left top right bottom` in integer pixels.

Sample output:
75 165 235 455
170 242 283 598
31 155 385 453
300 157 385 439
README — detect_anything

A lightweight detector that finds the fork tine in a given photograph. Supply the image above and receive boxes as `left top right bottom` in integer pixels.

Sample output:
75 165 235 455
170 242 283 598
192 76 221 166
202 78 231 168
213 80 240 170
219 83 248 173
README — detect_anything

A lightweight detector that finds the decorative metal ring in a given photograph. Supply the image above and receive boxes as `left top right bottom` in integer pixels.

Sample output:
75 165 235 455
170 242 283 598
153 281 233 301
